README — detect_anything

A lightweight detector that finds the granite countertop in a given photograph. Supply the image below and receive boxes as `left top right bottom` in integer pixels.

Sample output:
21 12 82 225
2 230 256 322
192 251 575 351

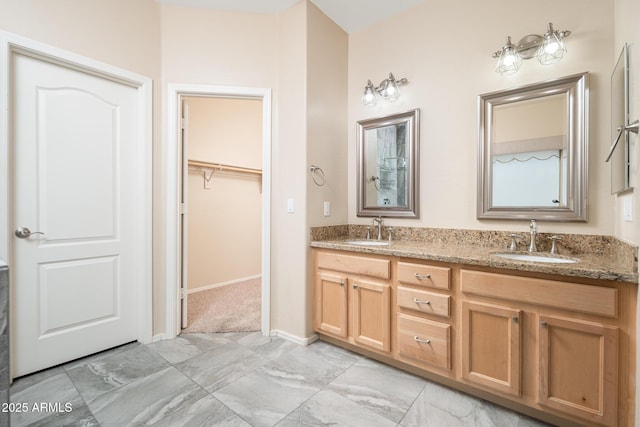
310 239 639 283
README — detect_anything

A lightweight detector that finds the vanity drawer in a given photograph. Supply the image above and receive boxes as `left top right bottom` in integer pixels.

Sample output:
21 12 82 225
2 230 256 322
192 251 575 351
317 251 390 280
397 262 450 290
398 286 450 319
397 313 450 370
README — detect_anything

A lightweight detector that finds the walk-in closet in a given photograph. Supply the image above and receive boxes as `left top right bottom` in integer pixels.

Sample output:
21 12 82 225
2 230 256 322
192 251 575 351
181 96 262 333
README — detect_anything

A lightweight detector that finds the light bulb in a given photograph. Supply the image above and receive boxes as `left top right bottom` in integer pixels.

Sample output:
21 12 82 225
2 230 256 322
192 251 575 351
537 23 567 65
495 37 522 75
362 80 377 106
382 73 400 101
544 40 560 54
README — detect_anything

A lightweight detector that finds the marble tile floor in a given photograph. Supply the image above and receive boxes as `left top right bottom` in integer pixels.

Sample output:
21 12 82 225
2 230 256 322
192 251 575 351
9 332 551 427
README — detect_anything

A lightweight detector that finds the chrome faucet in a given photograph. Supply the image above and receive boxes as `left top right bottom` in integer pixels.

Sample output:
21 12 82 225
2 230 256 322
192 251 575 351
373 217 383 240
528 219 537 253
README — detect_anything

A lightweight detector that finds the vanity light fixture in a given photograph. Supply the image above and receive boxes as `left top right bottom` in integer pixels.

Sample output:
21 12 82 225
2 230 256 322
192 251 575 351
492 23 571 75
361 72 408 106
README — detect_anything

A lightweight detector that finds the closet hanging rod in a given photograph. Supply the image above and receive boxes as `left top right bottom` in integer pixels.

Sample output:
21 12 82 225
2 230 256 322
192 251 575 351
188 159 262 175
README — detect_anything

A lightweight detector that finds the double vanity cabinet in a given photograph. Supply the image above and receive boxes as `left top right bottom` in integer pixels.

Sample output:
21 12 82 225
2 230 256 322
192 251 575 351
312 245 637 427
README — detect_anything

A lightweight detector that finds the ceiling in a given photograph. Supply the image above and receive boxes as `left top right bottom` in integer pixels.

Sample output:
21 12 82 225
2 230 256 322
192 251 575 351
154 0 428 33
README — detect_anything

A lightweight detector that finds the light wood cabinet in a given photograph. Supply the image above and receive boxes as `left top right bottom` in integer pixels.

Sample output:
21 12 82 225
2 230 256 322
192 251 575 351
312 248 635 427
460 269 625 427
461 301 521 396
395 260 453 374
314 272 348 338
313 250 391 353
538 314 618 427
352 278 391 352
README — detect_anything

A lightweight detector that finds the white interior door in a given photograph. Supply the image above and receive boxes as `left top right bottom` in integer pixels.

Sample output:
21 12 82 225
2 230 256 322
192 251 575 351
10 49 148 377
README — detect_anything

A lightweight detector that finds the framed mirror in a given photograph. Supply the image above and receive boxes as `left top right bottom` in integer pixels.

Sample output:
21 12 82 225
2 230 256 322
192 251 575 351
477 73 589 221
357 109 420 218
609 43 632 194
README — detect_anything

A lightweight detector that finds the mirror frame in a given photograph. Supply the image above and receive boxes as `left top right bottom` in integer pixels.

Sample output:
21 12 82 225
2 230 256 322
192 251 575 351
477 72 589 222
357 109 420 218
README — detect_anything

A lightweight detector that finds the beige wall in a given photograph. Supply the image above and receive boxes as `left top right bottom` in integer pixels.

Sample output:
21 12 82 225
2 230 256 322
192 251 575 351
304 2 349 336
306 2 349 227
271 1 310 338
184 97 262 291
348 0 614 236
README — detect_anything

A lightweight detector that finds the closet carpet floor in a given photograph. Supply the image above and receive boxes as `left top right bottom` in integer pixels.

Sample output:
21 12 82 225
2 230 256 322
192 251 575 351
9 332 551 427
183 278 261 333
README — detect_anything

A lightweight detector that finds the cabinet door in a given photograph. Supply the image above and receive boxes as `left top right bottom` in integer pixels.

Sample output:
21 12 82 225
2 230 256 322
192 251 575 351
538 315 618 426
314 272 348 338
461 301 521 396
351 278 391 352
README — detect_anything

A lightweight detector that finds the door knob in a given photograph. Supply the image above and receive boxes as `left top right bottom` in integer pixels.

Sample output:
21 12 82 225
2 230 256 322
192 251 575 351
15 227 44 239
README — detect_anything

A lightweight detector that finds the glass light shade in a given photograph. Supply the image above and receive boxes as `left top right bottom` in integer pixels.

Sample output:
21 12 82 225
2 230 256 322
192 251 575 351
381 73 400 102
495 39 522 75
537 31 566 65
362 80 377 106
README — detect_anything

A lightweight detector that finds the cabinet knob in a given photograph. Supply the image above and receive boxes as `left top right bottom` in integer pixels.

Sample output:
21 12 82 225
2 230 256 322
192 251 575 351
512 316 518 323
413 336 431 344
541 321 548 328
413 298 431 305
353 284 358 289
414 273 431 280
339 281 344 287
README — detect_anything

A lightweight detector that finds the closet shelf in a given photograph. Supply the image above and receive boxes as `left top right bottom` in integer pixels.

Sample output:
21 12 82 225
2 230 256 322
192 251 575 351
188 159 262 176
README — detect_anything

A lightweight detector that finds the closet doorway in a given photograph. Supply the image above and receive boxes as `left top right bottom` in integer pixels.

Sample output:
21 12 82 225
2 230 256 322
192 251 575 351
180 95 264 334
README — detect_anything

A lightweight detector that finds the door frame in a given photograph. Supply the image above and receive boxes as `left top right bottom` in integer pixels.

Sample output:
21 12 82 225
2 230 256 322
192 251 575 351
0 32 154 352
165 83 271 338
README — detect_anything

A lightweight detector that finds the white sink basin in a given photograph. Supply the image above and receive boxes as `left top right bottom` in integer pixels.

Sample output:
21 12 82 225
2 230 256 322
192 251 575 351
344 240 390 246
493 253 578 264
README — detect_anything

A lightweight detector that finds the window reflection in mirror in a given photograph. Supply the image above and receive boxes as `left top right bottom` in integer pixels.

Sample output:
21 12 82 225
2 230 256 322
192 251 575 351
357 109 419 218
492 94 567 207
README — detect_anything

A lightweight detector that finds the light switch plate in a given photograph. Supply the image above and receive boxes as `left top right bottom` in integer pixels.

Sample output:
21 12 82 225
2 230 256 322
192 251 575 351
623 197 632 221
287 198 294 213
323 201 331 217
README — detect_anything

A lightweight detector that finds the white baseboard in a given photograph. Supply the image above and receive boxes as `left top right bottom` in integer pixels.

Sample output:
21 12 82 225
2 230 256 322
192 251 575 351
270 329 318 346
152 333 167 342
186 274 261 295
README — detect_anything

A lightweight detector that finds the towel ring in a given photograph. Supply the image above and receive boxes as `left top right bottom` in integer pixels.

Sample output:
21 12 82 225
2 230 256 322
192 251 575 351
310 165 325 186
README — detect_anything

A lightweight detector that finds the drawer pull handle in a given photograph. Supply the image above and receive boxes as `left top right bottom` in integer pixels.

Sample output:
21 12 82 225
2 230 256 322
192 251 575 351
413 298 431 305
414 336 431 344
414 273 431 280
